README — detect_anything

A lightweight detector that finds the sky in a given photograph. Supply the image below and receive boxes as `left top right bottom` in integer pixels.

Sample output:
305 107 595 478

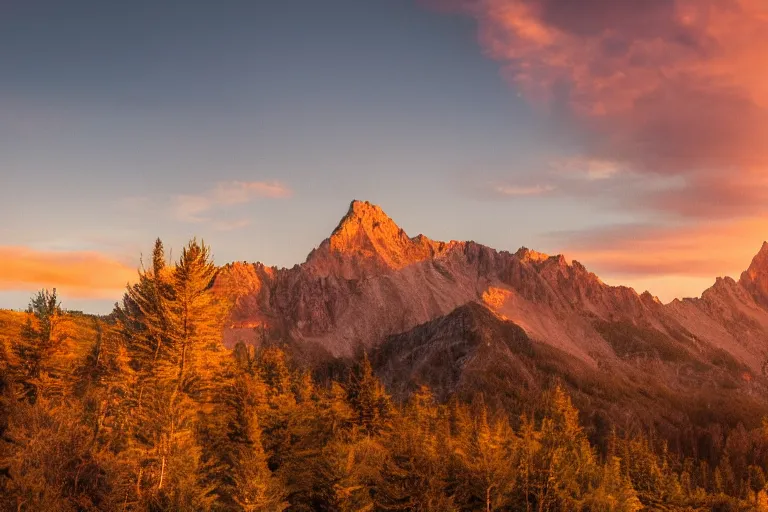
1 0 767 312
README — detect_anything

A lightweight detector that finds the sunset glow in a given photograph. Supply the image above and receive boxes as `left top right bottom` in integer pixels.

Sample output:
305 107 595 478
6 5 768 510
0 246 136 299
431 0 768 299
3 1 768 307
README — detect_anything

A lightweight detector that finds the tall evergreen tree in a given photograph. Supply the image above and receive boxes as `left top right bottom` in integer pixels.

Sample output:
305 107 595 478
114 238 227 510
346 353 391 435
453 399 519 511
207 370 286 511
10 289 74 402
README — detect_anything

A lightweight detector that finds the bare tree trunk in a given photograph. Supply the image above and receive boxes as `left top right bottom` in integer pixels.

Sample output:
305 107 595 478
158 437 167 491
73 461 83 494
158 454 166 491
524 452 531 512
136 466 143 497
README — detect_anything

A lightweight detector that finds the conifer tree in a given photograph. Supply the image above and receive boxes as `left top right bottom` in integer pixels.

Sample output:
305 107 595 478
518 413 541 512
346 353 391 435
453 398 518 511
528 385 598 511
377 387 454 511
581 456 642 512
217 372 285 511
73 319 135 452
259 347 295 407
114 238 227 509
10 289 74 402
748 465 766 506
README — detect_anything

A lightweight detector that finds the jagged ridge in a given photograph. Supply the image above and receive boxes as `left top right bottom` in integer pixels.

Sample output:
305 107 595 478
215 200 768 377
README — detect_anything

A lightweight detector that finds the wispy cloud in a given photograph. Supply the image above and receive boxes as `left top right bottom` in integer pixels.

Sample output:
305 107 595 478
0 246 136 299
212 181 292 203
172 194 215 223
431 0 768 297
171 180 292 226
212 219 252 232
493 183 554 196
551 157 621 181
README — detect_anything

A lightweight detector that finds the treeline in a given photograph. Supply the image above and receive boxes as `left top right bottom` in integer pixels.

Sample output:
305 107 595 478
2 239 768 511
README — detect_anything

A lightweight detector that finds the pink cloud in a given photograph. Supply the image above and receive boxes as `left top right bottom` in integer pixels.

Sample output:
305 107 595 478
550 156 621 181
434 0 768 217
431 0 768 297
172 180 292 224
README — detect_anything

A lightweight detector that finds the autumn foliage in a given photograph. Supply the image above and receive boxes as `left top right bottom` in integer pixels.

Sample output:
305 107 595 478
2 239 768 511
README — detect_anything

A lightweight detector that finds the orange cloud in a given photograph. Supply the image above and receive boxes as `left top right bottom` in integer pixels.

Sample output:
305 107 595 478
554 217 768 300
0 246 136 299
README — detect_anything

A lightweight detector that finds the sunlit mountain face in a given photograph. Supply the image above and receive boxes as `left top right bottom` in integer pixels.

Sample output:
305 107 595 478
215 199 768 417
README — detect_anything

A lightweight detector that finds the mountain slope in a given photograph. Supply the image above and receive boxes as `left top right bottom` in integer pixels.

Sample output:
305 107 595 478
372 302 768 446
215 200 767 375
213 199 768 440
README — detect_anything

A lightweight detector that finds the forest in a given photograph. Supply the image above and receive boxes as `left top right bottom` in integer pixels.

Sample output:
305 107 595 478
2 239 768 511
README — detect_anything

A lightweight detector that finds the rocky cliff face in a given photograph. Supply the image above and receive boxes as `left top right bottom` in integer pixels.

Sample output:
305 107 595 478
214 200 768 377
213 199 768 436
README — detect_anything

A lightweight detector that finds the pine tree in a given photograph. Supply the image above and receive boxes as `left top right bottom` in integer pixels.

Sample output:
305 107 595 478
119 238 173 378
218 372 286 511
10 289 74 403
114 238 227 510
72 319 135 452
529 385 598 511
376 388 454 511
259 347 295 408
748 465 766 506
581 456 642 512
453 397 519 511
346 353 391 435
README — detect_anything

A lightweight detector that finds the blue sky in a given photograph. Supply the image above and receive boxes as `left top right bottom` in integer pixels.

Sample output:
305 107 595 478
2 0 765 312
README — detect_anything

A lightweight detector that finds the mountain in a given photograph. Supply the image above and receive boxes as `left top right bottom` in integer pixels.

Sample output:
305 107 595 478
214 200 768 436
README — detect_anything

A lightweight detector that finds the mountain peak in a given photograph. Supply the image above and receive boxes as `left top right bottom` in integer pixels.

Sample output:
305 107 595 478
330 200 395 238
739 241 768 306
757 241 768 259
307 200 439 276
515 247 551 263
741 241 768 278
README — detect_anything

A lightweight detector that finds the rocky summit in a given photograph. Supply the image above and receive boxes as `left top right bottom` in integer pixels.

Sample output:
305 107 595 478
214 200 768 434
